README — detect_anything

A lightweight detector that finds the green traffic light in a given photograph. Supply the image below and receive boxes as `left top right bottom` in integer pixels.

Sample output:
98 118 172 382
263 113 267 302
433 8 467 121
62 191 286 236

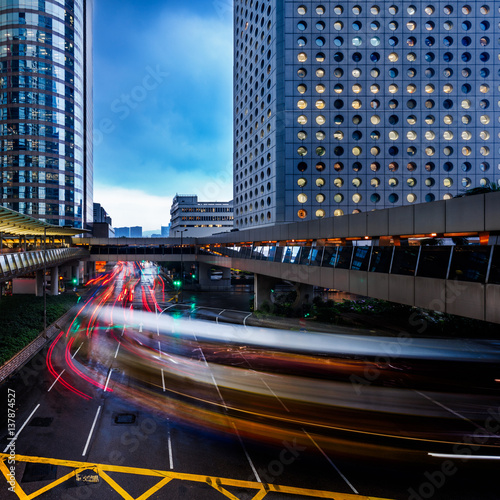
72 278 78 285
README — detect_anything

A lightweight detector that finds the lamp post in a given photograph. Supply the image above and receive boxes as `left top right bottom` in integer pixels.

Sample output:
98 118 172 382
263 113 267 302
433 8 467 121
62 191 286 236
43 226 47 338
175 229 187 303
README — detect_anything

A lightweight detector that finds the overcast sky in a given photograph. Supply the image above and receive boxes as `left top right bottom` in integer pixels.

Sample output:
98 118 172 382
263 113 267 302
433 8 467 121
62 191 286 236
93 0 234 230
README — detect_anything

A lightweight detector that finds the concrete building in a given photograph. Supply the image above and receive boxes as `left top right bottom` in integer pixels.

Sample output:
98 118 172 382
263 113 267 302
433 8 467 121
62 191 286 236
170 194 233 237
93 203 112 225
161 225 170 237
233 1 499 229
114 227 130 238
130 226 142 238
0 0 94 228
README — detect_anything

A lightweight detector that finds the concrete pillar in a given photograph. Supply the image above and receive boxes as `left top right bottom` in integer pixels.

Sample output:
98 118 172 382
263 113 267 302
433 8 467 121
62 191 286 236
50 266 59 295
254 273 279 311
36 270 44 297
292 282 315 308
86 261 96 282
198 262 231 290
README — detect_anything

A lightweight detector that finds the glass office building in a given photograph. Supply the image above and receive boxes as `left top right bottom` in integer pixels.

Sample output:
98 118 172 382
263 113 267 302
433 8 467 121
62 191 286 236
0 0 93 228
233 1 499 229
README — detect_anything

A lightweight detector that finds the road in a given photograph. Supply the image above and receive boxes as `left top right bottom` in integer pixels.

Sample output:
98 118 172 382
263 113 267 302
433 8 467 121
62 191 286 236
0 261 499 500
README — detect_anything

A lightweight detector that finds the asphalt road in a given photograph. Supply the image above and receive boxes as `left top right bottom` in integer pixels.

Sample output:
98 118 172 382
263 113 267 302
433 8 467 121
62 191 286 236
0 262 499 500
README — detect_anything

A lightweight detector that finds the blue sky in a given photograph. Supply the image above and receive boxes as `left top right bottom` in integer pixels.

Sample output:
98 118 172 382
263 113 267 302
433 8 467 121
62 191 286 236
93 0 234 230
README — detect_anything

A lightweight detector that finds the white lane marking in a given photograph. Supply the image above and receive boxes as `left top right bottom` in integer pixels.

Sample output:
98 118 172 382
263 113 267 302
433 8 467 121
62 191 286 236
303 429 359 494
232 421 261 483
161 369 166 392
243 313 252 326
139 323 143 333
72 342 84 359
216 309 226 324
121 325 126 337
158 341 162 358
429 453 500 460
103 370 113 392
167 418 174 470
82 406 101 456
114 343 121 359
48 370 65 392
3 404 40 453
260 378 290 412
415 391 499 436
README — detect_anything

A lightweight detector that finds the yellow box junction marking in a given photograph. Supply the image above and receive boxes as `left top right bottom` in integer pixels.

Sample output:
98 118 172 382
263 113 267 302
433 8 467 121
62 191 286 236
0 453 395 500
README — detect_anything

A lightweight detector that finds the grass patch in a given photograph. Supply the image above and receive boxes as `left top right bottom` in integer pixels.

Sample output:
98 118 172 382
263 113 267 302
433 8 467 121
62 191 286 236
0 294 78 365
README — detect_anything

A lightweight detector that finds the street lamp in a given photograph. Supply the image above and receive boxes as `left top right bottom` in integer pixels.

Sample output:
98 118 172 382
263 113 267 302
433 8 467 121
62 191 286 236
175 229 187 303
43 226 47 338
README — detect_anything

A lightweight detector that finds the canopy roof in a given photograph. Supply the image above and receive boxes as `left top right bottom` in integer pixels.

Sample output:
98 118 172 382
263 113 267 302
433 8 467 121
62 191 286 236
0 207 90 236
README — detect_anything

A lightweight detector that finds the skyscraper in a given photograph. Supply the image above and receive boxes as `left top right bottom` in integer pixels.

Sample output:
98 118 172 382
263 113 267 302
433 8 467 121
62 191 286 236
233 1 498 229
0 0 93 228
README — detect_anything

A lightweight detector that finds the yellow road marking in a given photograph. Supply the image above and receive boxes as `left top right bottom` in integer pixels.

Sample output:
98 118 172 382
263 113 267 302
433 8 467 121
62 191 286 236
0 454 395 500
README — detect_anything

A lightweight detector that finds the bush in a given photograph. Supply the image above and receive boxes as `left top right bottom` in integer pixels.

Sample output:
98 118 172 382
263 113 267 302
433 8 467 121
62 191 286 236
0 294 78 365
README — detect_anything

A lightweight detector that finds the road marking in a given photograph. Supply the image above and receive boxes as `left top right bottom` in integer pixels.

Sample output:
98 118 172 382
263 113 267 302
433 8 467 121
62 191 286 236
415 390 497 435
260 378 290 412
303 429 359 495
3 404 40 453
243 313 252 326
139 323 143 333
216 309 226 324
158 341 162 358
71 342 83 359
0 453 396 500
167 418 174 470
161 369 166 392
103 370 113 392
48 370 65 392
121 325 126 336
82 406 101 456
114 343 120 359
231 421 261 483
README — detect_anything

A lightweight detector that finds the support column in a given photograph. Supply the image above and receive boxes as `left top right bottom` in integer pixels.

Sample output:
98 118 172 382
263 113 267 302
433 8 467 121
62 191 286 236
254 273 279 311
86 261 96 281
36 270 44 297
198 262 232 291
50 266 59 295
292 282 315 308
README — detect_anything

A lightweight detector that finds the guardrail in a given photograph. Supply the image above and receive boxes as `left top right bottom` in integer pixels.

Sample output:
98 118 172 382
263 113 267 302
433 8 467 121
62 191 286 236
0 248 87 281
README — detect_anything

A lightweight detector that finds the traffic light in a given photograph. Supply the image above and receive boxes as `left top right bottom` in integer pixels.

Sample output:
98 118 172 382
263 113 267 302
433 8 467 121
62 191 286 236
72 277 78 285
173 280 182 287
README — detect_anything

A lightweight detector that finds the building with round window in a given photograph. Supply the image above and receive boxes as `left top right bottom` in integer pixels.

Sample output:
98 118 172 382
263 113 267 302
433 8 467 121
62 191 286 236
233 0 499 228
0 0 93 228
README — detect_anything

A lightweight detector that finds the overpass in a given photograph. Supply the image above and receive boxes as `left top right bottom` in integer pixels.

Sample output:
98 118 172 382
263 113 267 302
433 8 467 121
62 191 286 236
76 192 500 323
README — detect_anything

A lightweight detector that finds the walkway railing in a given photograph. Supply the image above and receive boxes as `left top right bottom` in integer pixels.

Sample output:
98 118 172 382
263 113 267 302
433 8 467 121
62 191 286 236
200 244 500 285
0 248 87 281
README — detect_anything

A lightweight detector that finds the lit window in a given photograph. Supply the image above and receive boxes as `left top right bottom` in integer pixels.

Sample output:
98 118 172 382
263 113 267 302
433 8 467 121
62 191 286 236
461 99 471 109
443 178 453 187
389 84 398 94
352 37 362 46
390 131 400 140
370 68 380 78
334 194 343 203
353 84 362 94
334 178 343 187
425 84 435 94
316 131 325 141
407 5 416 14
480 84 490 94
316 178 325 187
443 131 453 140
407 21 416 30
352 178 362 187
371 178 380 187
371 115 381 124
480 178 490 187
425 131 436 140
370 146 380 156
444 115 453 125
316 68 325 78
297 99 307 109
461 131 472 140
425 5 435 15
480 146 490 156
352 100 362 109
315 99 325 109
407 84 417 94
316 115 326 125
388 52 399 62
371 6 380 15
406 131 417 140
297 178 307 187
297 84 307 94
297 52 307 62
298 210 307 219
315 84 325 94
425 147 435 156
352 193 362 203
334 5 343 14
462 146 472 156
352 146 362 156
297 5 307 15
316 6 325 15
352 68 362 78
371 37 381 46
352 5 362 15
297 115 307 125
480 115 490 125
297 130 307 140
297 193 308 203
333 130 344 140
297 146 308 156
